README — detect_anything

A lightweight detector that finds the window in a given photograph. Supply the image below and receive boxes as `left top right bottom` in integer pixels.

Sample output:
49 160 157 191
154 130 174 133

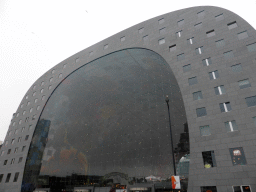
196 107 207 117
233 186 252 192
188 77 198 86
169 44 176 52
202 58 212 66
209 70 219 80
187 37 194 44
29 125 33 131
206 30 215 37
225 120 238 132
197 10 205 17
229 147 247 166
202 151 217 168
4 160 8 165
159 27 166 34
200 125 210 136
13 172 19 182
216 39 225 47
5 140 8 146
14 147 18 153
214 85 225 95
158 38 165 45
0 174 3 183
194 22 202 29
18 137 22 142
1 151 4 156
183 64 191 72
21 127 25 132
201 186 217 192
228 21 238 30
196 46 203 54
245 95 256 107
11 139 15 144
18 157 23 163
89 51 93 56
7 149 11 154
231 64 242 72
22 146 26 152
103 44 108 50
238 79 251 89
176 30 182 38
224 50 234 59
193 91 203 100
120 36 125 42
25 135 29 141
215 13 224 21
158 18 164 24
177 19 184 26
253 117 256 126
238 31 248 40
247 42 256 52
15 129 18 134
11 158 15 164
5 173 11 183
138 27 144 34
220 102 232 112
177 53 185 61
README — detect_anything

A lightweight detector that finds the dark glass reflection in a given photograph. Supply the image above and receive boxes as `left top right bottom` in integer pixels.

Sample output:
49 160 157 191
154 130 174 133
22 49 190 192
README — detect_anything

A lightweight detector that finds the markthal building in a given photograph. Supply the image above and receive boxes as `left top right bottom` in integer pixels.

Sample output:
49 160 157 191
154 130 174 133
1 6 256 192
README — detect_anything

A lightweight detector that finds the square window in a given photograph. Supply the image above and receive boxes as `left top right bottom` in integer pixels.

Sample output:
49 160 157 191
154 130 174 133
197 10 205 17
220 102 232 112
206 30 215 37
143 35 148 41
188 77 198 86
239 79 251 89
196 47 203 54
187 37 194 45
202 58 212 66
231 64 242 72
169 44 176 52
215 13 224 21
5 173 11 183
177 19 184 26
228 21 238 30
158 38 165 45
238 31 248 40
138 27 144 34
177 53 185 61
18 157 23 163
214 85 225 95
158 18 164 24
247 42 256 52
224 50 234 59
193 91 203 100
202 151 217 168
196 107 207 117
7 149 11 154
4 160 8 165
159 27 166 34
183 64 191 72
216 39 225 47
225 120 238 132
229 147 247 166
176 30 182 38
120 36 125 42
194 22 202 29
209 70 219 80
201 186 217 192
13 172 19 182
200 125 210 136
245 95 256 107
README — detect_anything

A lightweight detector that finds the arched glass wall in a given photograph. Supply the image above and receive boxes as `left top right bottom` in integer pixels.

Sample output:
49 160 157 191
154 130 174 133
22 48 190 192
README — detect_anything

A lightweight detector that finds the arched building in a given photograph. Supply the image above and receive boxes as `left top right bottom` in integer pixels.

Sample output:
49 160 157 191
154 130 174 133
0 6 256 192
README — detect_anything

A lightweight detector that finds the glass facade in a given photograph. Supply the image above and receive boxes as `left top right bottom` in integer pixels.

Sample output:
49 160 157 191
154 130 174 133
22 49 189 192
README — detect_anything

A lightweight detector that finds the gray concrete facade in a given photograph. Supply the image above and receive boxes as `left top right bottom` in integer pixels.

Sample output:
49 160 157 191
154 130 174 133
0 6 256 192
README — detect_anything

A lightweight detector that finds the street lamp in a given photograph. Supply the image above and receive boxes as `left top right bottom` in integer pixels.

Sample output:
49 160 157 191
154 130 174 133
165 95 176 176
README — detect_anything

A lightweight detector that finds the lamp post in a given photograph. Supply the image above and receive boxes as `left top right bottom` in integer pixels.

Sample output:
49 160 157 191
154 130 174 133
165 95 176 176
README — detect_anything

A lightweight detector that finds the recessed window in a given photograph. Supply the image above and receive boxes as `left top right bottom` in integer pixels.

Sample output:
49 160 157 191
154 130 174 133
11 139 15 144
214 85 225 95
19 120 22 124
25 135 29 141
231 64 242 72
200 125 210 136
1 151 4 156
169 44 176 52
177 53 185 61
202 151 217 168
176 30 182 38
216 39 225 47
194 22 202 29
49 77 53 82
34 98 38 103
10 158 15 164
13 172 19 182
193 91 203 100
187 37 194 45
40 89 44 93
23 111 26 115
143 35 148 41
209 70 219 80
247 42 256 52
158 18 164 24
197 10 205 17
253 117 256 126
228 21 238 30
18 157 23 163
32 92 36 96
138 28 144 34
32 115 37 120
202 58 212 66
15 129 18 134
89 51 93 56
220 102 232 112
21 127 25 132
29 125 33 131
196 46 203 54
14 147 18 153
103 44 108 50
183 64 191 72
159 27 166 34
120 36 125 42
224 50 234 59
233 186 252 192
22 146 26 152
7 149 11 154
206 30 215 37
225 120 238 132
18 137 22 143
238 31 248 40
5 140 8 146
4 160 8 165
177 19 184 26
0 174 3 183
51 69 55 74
229 147 247 166
215 13 224 21
58 73 62 79
238 79 251 89
41 81 44 86
245 95 256 107
188 77 198 86
158 38 165 45
42 95 45 100
201 186 217 192
5 173 11 183
196 107 207 117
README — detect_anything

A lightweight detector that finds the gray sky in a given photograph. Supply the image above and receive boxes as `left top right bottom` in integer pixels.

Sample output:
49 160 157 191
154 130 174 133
1 0 256 141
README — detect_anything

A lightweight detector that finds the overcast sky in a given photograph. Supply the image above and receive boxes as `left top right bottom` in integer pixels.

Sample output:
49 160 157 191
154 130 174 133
1 0 256 141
